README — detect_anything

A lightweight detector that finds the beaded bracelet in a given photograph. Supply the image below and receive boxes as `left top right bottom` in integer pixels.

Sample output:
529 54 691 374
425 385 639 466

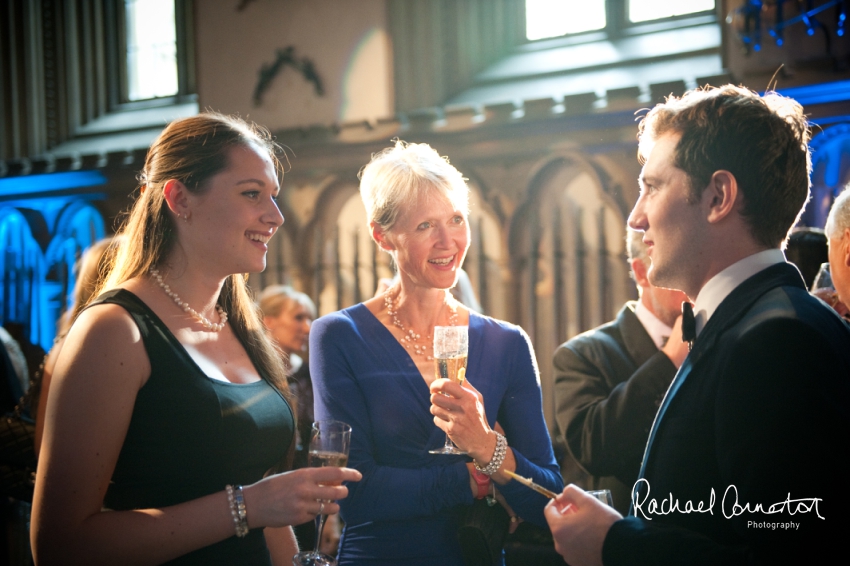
474 432 507 476
225 484 250 538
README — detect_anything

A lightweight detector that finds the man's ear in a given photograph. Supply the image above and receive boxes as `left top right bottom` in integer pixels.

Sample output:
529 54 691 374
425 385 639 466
162 179 191 219
371 221 395 251
631 257 650 289
704 170 738 224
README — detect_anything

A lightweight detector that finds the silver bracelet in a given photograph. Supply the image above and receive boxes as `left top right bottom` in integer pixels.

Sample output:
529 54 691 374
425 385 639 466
226 484 250 538
474 432 507 476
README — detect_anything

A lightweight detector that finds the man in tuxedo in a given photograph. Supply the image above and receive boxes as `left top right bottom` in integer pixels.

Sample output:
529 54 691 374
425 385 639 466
553 229 688 514
545 85 850 565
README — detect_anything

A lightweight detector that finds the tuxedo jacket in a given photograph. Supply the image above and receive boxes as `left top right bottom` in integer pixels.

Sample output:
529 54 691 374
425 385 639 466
603 263 850 565
553 302 677 513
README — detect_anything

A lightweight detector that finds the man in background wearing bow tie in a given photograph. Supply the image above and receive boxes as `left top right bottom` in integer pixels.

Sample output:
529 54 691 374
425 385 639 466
553 228 689 514
545 85 850 565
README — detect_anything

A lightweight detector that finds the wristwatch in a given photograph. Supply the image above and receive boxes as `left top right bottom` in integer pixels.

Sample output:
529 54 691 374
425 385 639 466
472 469 491 499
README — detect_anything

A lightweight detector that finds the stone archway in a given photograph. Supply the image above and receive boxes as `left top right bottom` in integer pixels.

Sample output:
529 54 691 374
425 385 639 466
508 151 633 430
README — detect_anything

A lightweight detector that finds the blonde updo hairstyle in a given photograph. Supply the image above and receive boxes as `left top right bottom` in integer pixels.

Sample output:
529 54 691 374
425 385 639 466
98 112 290 396
359 140 469 246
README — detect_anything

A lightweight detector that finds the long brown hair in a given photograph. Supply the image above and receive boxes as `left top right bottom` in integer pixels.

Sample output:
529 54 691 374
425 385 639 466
99 112 290 396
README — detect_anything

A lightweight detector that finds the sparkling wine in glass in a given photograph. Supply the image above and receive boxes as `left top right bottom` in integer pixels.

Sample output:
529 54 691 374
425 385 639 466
429 325 469 455
812 262 834 292
811 262 840 305
293 420 352 566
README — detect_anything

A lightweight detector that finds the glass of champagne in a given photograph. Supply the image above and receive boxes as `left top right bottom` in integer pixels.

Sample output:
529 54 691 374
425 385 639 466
812 262 840 305
587 489 614 507
293 420 352 566
812 262 833 292
429 325 469 455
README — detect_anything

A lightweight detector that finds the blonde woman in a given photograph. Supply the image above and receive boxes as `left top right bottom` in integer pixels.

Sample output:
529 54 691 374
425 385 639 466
311 141 562 565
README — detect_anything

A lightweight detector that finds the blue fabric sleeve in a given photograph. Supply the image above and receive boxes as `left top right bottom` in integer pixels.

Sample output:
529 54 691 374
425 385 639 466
489 324 564 528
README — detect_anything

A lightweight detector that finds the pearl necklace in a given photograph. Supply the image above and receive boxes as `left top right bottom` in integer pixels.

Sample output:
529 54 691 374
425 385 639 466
384 287 458 360
150 268 228 332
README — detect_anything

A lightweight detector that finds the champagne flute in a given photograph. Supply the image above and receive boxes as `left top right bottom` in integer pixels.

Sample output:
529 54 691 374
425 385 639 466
429 325 469 455
587 489 614 507
811 262 850 318
812 262 833 292
293 420 352 566
812 262 840 306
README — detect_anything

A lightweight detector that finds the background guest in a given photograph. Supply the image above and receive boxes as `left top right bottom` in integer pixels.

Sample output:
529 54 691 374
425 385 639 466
0 326 28 415
821 186 850 319
0 326 33 565
553 228 688 514
784 226 828 289
258 285 316 468
258 285 341 556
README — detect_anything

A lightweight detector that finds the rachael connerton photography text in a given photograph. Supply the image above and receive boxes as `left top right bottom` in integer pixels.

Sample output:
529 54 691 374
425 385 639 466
631 479 825 521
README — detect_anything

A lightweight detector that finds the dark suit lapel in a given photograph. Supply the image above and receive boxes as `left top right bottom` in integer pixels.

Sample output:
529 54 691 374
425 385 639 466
618 302 659 367
636 263 805 483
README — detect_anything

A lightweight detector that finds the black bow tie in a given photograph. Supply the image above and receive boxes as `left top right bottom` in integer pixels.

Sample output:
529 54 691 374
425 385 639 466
681 302 696 350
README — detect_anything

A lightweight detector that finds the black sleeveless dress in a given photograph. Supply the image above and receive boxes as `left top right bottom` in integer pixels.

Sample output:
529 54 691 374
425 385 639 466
91 289 294 565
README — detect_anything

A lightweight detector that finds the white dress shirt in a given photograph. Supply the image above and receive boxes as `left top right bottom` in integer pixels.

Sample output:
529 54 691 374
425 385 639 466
635 299 674 350
692 249 786 337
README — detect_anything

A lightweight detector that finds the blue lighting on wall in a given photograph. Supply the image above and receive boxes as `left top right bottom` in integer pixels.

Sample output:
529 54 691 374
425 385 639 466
775 80 850 106
1 170 109 351
0 170 107 197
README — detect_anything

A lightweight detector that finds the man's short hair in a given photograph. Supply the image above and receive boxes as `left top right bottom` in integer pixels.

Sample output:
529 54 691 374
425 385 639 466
638 85 811 248
825 186 850 240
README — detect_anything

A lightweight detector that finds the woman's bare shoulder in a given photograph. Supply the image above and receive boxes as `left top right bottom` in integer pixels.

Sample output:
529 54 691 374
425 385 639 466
58 295 151 389
72 297 140 337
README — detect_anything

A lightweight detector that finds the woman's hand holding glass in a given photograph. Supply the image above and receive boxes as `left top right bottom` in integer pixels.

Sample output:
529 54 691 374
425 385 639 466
242 465 359 530
429 326 469 455
429 377 499 467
